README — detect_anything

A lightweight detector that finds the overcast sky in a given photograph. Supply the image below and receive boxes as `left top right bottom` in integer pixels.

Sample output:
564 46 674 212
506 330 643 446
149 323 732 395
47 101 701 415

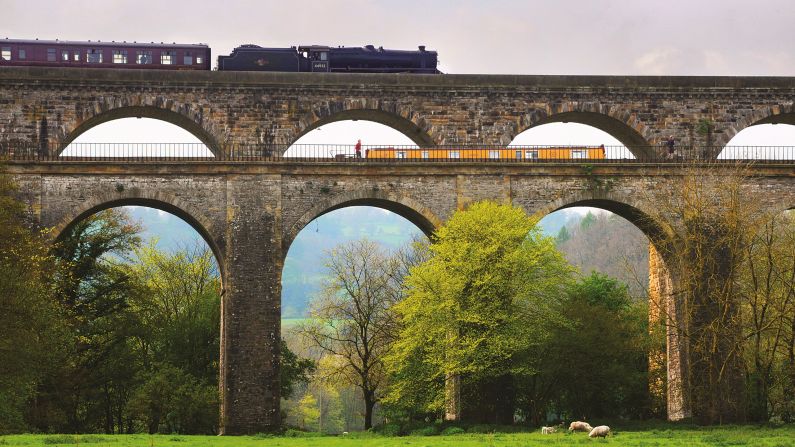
10 0 794 149
6 0 795 76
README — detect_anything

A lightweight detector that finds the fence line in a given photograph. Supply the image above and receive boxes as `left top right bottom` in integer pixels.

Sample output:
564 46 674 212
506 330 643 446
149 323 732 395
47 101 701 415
2 143 795 163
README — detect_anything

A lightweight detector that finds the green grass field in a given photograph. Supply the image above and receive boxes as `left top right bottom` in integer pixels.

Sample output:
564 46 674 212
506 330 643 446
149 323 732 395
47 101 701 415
2 425 795 447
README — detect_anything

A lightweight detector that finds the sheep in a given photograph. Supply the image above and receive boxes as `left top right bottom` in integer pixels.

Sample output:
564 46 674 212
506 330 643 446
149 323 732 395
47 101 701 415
588 425 611 438
540 426 557 434
569 421 593 432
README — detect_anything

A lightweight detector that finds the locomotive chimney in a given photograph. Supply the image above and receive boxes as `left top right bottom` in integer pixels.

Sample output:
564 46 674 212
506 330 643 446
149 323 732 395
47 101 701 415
418 45 426 51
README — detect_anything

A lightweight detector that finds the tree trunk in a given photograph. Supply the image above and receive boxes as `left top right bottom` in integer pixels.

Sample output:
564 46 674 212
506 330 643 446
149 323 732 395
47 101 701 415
363 390 376 430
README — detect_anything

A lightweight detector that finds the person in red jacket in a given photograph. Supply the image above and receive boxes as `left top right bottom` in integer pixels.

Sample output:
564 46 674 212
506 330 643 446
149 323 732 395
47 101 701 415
355 139 362 158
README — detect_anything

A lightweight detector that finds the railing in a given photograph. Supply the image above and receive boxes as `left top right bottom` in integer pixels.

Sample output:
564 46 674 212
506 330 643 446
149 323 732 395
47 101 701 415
2 143 795 163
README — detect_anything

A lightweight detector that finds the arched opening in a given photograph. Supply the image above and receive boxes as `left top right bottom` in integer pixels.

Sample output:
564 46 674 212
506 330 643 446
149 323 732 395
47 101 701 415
509 120 636 160
512 111 651 159
55 198 223 278
281 203 430 432
37 203 223 434
718 119 795 160
60 107 218 158
535 198 675 420
285 109 432 158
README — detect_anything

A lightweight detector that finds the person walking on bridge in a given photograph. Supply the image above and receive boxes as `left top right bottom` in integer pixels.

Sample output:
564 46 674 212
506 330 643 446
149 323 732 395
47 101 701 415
355 139 362 158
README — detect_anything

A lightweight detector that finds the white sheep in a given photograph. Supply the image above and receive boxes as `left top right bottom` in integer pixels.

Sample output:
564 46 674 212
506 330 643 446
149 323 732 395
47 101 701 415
540 426 557 434
588 425 611 438
569 421 593 432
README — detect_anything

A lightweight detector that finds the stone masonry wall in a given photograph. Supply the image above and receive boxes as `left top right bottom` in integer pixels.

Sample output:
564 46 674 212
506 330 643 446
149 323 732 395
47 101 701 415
1 68 794 158
7 160 795 433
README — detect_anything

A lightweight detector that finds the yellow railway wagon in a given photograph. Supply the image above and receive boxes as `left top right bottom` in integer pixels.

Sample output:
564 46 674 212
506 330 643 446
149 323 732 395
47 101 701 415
365 146 606 160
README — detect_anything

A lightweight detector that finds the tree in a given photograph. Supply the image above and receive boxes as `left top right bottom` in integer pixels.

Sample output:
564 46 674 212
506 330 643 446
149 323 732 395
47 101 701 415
34 208 142 433
385 201 573 424
0 171 63 433
517 273 651 423
737 211 795 421
280 339 315 400
299 238 404 430
645 162 768 424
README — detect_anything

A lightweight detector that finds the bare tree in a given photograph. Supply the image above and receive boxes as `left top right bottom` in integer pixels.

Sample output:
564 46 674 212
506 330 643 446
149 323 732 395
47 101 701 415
644 161 768 424
299 238 414 429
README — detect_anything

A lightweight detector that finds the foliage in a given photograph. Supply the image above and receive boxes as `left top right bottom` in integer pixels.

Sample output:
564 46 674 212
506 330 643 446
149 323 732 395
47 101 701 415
737 211 795 422
516 273 651 423
556 212 649 298
127 364 218 434
299 239 409 429
644 161 768 424
0 171 64 433
385 201 574 423
297 394 320 431
280 340 316 400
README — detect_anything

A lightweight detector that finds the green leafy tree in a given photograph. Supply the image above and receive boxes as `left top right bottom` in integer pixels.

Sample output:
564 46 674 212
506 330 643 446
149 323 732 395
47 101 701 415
517 273 651 423
385 201 573 424
34 208 142 433
297 393 320 431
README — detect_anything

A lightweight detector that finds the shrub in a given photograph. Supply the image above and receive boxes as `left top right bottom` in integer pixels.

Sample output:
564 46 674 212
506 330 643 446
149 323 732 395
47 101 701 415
441 426 466 435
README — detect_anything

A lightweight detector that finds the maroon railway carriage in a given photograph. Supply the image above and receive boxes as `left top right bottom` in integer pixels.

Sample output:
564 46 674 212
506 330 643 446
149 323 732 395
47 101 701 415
0 39 211 70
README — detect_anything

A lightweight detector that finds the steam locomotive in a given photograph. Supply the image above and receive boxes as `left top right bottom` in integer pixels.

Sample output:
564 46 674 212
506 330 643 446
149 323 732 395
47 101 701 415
0 38 439 74
218 44 439 73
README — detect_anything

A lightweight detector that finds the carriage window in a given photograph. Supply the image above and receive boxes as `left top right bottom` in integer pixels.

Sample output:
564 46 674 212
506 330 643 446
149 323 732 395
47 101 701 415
196 55 203 64
570 149 588 159
488 150 500 159
183 53 193 65
19 49 27 60
112 50 128 64
62 50 70 61
136 50 152 64
161 51 175 65
320 51 328 61
449 150 460 159
86 49 103 63
2 47 11 60
421 150 429 159
525 150 539 160
396 150 407 159
74 51 80 61
47 48 58 61
515 150 522 159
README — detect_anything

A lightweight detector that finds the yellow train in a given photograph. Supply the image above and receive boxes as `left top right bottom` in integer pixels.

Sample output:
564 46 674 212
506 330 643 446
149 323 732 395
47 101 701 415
364 145 606 160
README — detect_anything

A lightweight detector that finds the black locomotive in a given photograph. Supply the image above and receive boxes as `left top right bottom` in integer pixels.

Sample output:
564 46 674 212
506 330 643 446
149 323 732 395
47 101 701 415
217 44 439 73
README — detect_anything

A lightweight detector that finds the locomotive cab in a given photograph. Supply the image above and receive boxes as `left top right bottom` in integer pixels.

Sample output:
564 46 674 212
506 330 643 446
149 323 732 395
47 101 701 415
299 46 330 72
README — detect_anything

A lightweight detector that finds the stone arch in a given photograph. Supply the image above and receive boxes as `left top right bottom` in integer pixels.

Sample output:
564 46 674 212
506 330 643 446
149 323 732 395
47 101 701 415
714 103 795 154
536 190 672 246
58 101 223 156
532 190 691 420
51 189 226 280
291 101 436 148
512 103 654 158
283 190 440 254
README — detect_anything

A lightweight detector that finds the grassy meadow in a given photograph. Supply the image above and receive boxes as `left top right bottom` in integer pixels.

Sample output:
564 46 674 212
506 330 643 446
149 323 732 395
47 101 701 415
3 425 795 447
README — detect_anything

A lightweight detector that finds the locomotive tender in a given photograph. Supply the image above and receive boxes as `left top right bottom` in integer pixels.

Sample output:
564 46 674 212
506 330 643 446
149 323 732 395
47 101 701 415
1 38 439 73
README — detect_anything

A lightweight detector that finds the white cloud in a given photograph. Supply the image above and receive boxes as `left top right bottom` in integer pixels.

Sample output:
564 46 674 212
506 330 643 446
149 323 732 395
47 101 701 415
634 47 681 75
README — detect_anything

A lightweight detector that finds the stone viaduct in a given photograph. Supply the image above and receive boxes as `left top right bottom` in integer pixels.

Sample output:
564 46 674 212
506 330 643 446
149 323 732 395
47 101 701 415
2 67 795 433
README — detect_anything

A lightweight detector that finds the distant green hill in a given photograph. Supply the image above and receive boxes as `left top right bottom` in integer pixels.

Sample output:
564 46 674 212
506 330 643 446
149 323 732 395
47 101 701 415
126 206 644 317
